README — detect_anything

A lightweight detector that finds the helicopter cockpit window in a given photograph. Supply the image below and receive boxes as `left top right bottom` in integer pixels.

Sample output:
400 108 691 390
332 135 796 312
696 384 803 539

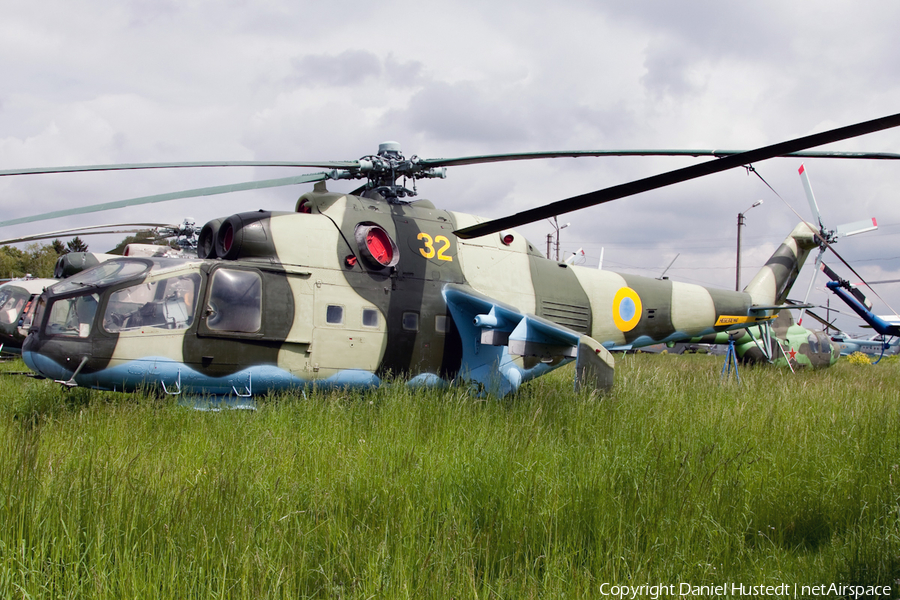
815 332 831 354
46 293 100 338
0 287 29 325
807 334 820 354
52 260 150 294
103 273 201 333
206 269 262 333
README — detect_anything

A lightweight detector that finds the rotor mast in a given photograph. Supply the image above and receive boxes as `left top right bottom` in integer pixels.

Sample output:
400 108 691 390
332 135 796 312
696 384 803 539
330 141 447 201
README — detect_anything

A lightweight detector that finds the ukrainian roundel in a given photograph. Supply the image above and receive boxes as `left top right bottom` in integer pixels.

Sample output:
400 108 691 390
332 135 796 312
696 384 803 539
612 287 642 332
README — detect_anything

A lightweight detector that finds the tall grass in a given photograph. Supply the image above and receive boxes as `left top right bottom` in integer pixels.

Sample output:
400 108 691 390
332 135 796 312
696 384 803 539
1 355 899 598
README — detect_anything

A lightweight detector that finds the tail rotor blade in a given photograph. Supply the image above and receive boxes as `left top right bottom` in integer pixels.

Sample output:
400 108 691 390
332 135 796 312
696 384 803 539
835 217 878 237
798 248 825 326
798 164 824 231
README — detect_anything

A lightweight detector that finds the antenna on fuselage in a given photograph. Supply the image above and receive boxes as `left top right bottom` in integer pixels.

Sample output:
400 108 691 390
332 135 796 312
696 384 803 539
658 253 679 280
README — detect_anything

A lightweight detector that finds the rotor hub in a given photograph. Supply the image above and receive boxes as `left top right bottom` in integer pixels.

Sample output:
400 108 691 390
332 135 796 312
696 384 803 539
327 142 446 202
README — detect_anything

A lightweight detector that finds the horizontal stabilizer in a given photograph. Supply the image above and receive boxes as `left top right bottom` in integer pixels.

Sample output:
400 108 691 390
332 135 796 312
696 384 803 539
749 303 812 312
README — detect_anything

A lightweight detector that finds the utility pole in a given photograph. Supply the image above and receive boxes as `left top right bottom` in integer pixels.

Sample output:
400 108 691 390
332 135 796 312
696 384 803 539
736 200 763 291
547 216 570 262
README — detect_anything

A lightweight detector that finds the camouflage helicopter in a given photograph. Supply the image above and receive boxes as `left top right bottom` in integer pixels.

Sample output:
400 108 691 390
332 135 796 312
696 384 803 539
684 310 839 369
0 220 201 356
5 113 900 398
672 160 882 371
0 277 56 357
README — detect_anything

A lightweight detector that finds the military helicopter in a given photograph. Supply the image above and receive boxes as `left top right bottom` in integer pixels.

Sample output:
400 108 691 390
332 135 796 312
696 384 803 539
676 160 881 370
816 262 900 361
5 113 900 397
831 334 900 359
684 311 839 369
0 221 201 356
0 277 57 357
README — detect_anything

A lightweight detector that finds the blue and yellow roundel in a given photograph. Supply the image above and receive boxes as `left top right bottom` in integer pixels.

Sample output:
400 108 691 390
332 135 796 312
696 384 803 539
612 287 642 332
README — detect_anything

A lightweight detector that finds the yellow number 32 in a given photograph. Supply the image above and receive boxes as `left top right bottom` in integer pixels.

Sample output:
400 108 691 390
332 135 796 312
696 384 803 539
417 233 453 261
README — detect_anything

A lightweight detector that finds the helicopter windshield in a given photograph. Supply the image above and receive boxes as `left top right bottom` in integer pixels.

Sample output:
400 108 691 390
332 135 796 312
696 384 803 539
52 259 151 294
0 286 29 325
46 293 100 338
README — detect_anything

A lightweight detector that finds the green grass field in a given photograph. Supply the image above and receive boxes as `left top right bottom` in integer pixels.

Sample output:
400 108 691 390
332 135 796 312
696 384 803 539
1 354 899 598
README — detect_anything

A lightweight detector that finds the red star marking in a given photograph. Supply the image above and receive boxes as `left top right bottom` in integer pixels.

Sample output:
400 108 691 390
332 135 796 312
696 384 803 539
788 348 797 360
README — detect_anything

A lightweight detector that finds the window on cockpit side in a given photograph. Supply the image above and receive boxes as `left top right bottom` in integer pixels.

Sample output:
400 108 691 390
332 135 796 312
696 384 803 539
807 334 820 354
46 294 100 338
402 311 419 332
205 269 262 333
103 273 201 333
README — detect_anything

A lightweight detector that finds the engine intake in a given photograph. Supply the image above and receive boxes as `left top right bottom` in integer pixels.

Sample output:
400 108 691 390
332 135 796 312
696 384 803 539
210 212 278 261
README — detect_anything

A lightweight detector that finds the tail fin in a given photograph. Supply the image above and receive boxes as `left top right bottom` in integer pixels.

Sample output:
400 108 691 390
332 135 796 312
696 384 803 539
743 222 818 306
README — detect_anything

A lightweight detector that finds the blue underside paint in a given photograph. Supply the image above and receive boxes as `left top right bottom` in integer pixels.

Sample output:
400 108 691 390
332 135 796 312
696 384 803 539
22 352 394 396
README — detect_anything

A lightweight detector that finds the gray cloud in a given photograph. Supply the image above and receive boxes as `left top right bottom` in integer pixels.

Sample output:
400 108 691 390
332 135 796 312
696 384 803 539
288 50 426 89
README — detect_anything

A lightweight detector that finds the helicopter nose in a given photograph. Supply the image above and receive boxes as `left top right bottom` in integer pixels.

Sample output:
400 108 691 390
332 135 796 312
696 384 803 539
22 348 71 381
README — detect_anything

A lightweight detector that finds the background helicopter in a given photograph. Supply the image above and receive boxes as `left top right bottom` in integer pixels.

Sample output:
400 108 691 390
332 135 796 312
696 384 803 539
0 221 201 355
666 161 881 370
685 311 838 369
0 277 56 358
815 262 900 361
4 114 900 398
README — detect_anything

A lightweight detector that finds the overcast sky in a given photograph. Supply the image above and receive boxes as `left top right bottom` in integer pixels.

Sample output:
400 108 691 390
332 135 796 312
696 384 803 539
3 0 900 335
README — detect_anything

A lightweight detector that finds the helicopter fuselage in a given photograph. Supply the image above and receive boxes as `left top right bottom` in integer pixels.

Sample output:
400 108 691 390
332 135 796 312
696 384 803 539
20 187 815 396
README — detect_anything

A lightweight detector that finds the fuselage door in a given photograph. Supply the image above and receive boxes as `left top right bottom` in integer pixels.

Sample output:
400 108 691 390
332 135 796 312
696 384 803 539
310 280 386 374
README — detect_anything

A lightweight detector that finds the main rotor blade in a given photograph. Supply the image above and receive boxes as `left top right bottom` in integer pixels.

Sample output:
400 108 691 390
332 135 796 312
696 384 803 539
802 307 843 333
0 172 330 228
0 229 162 246
0 222 174 245
421 149 900 169
453 112 900 239
5 150 900 179
0 161 359 177
819 262 872 308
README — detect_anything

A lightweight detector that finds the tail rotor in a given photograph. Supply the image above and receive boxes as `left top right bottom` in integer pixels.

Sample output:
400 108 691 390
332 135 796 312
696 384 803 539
795 164 877 326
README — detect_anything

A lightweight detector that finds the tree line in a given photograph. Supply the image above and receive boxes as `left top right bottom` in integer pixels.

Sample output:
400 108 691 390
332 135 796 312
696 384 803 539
0 237 89 280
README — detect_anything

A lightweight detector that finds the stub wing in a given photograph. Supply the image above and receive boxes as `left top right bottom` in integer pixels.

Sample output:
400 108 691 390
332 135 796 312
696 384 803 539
442 284 613 395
